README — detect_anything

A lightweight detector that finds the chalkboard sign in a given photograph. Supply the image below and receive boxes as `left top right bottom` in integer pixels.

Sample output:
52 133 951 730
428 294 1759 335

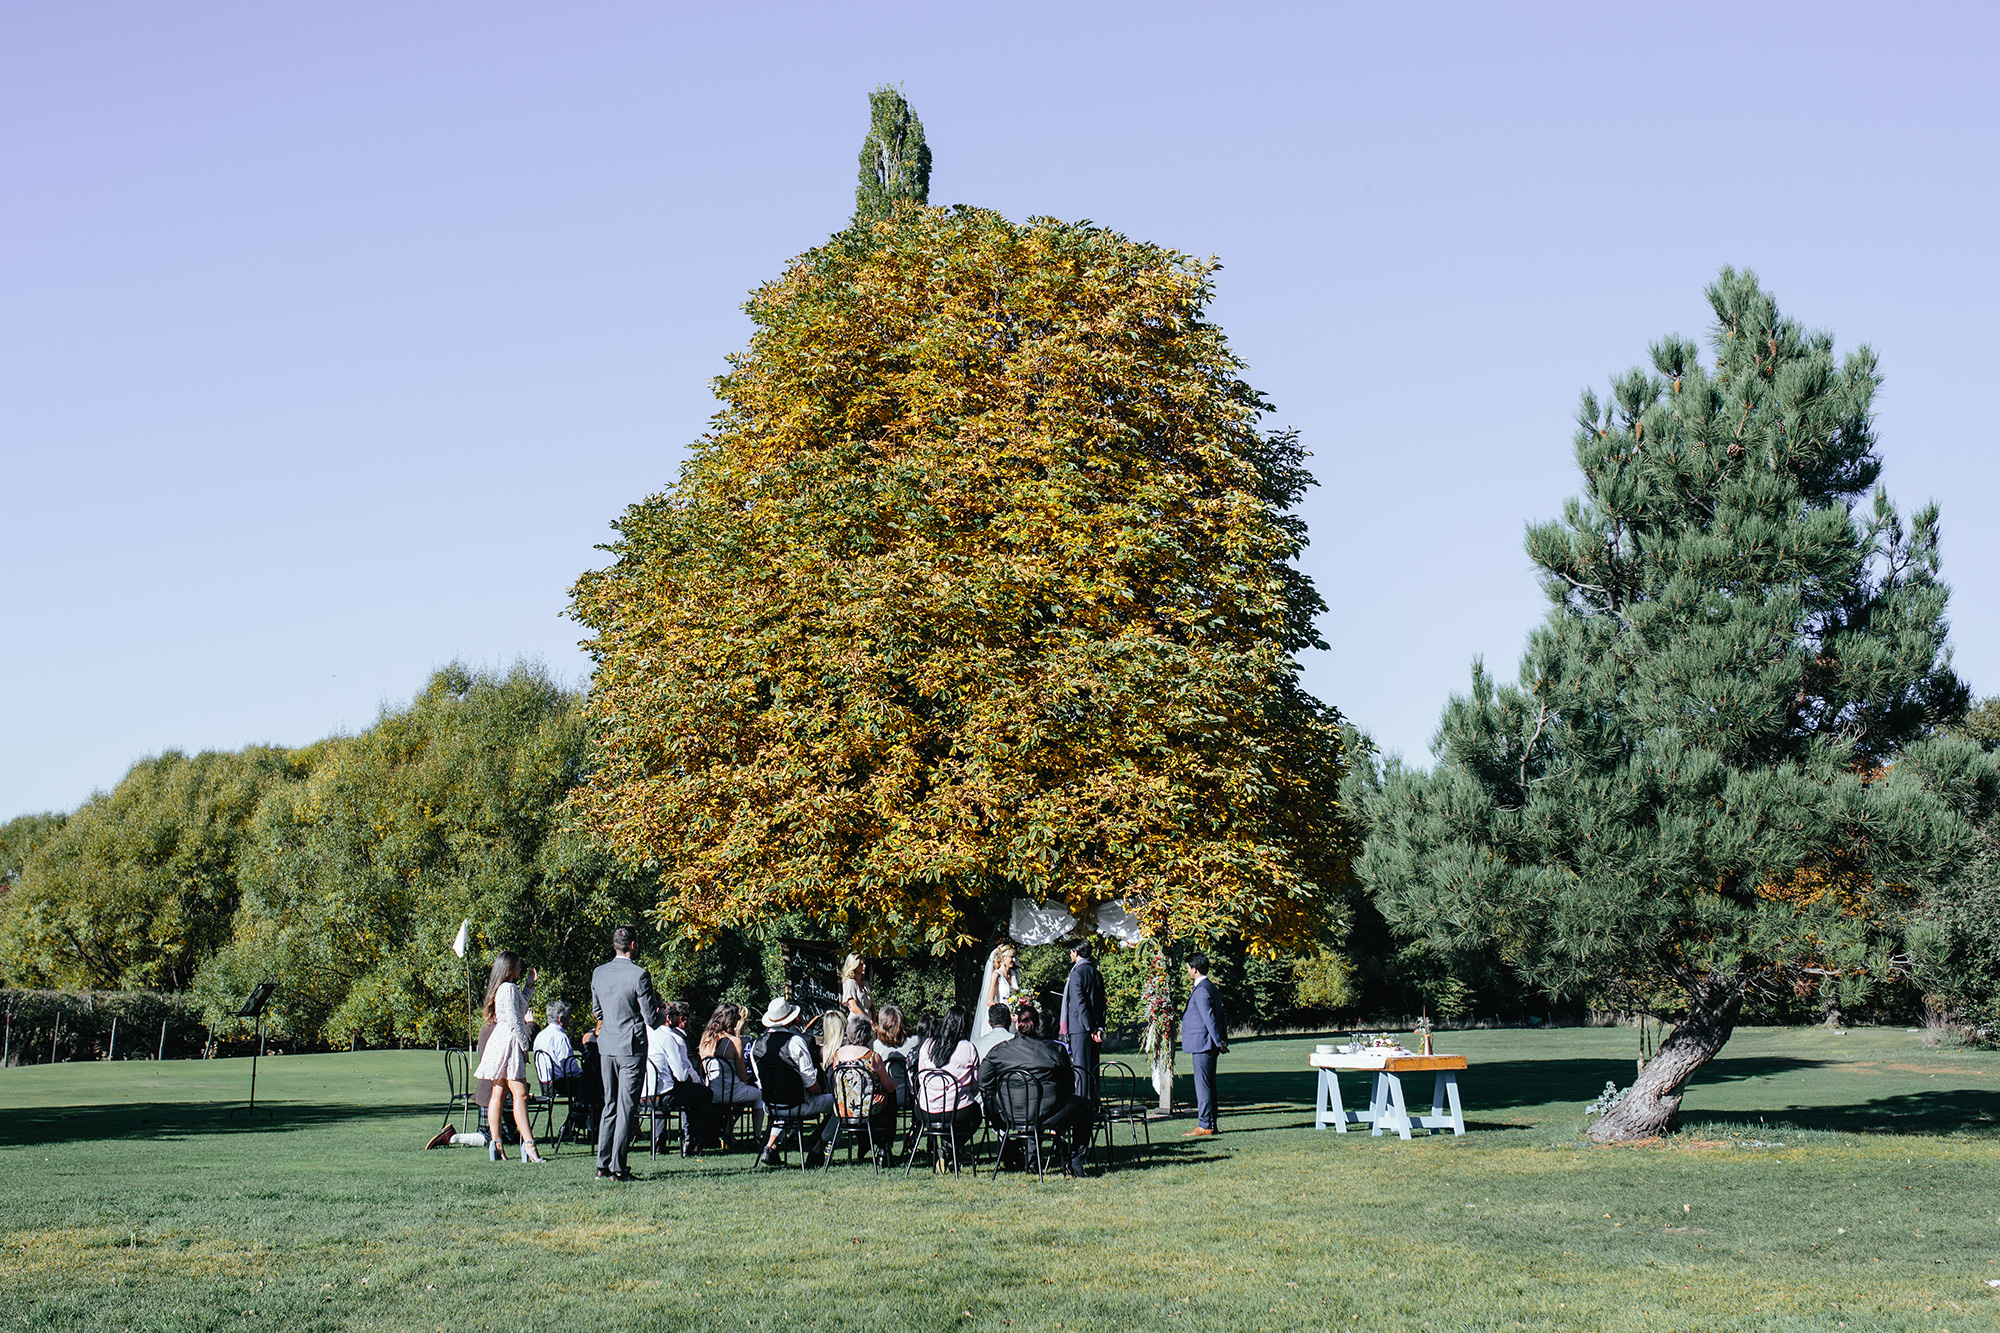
781 938 842 1018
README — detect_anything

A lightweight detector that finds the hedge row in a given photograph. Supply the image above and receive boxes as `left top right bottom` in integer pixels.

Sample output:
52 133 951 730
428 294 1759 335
0 990 213 1064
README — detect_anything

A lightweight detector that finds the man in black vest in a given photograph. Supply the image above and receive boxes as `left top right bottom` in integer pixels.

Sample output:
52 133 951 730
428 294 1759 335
749 995 834 1168
977 1004 1092 1175
1060 938 1107 1106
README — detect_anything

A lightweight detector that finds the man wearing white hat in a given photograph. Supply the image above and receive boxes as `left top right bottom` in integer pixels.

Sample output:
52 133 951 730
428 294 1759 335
749 995 835 1167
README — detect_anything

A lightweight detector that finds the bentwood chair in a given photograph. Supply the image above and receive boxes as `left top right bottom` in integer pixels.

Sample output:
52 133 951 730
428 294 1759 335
823 1061 892 1173
443 1047 479 1130
988 1068 1060 1182
905 1067 977 1179
746 1043 814 1171
1094 1059 1153 1168
530 1049 589 1153
703 1054 759 1150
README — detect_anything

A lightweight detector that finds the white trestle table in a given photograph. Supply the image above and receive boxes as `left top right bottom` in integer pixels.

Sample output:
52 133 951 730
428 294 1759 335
1310 1052 1467 1139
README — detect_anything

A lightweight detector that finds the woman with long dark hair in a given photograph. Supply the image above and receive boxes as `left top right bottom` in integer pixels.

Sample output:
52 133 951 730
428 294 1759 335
915 1003 981 1154
473 950 547 1164
698 1003 764 1143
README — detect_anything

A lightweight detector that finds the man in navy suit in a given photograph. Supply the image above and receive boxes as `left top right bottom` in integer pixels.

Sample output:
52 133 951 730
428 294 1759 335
1060 939 1107 1107
1179 952 1228 1137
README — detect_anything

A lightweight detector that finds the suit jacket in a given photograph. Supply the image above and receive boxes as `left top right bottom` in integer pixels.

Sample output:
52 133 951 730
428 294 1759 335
590 955 659 1057
977 1033 1077 1119
1180 976 1227 1054
1061 958 1106 1040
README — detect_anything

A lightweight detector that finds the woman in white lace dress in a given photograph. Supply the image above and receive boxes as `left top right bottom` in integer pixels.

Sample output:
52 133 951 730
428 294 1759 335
473 951 547 1163
971 944 1019 1055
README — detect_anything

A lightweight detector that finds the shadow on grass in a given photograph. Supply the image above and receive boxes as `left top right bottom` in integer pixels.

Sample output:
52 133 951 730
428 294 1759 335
1680 1089 2000 1137
0 1098 435 1147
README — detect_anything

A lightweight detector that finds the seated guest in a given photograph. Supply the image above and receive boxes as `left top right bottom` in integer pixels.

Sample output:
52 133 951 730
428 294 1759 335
976 1002 1091 1176
698 1003 765 1143
531 1000 590 1131
872 1004 919 1108
915 1003 981 1154
830 1013 898 1166
532 999 575 1070
643 1000 715 1157
750 996 835 1168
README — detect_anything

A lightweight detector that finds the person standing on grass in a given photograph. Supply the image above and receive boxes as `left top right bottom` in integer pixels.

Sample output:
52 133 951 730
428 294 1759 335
591 924 660 1180
1180 953 1228 1138
474 951 547 1164
1060 938 1107 1107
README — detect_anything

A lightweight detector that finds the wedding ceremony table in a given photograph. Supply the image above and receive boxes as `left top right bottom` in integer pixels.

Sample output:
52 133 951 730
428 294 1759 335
1309 1051 1467 1139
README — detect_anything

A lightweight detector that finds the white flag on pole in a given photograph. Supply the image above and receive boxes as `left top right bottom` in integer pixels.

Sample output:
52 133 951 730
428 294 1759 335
451 919 472 959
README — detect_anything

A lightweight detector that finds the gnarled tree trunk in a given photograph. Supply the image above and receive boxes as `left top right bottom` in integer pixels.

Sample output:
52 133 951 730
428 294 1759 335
1586 974 1743 1142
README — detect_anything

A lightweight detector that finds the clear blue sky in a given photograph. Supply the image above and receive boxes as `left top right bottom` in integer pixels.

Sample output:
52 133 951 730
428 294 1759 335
5 3 1997 821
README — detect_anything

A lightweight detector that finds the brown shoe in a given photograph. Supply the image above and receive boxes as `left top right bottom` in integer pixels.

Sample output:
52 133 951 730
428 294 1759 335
1182 1127 1216 1137
425 1125 455 1150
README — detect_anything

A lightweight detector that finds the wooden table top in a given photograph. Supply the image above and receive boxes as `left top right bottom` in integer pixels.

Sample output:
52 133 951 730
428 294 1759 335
1309 1052 1468 1072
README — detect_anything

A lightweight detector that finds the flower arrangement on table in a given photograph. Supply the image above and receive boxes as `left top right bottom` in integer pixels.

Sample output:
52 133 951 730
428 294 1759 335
1340 1032 1411 1055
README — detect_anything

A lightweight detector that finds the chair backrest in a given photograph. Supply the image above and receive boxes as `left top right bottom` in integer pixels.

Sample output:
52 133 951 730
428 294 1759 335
534 1047 578 1093
915 1066 965 1118
882 1049 910 1101
830 1060 880 1120
749 1031 806 1109
990 1067 1049 1131
446 1047 472 1099
1100 1059 1137 1104
704 1054 740 1102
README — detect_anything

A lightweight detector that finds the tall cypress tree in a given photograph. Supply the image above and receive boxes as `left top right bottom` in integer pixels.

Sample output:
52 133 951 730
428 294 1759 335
851 85 930 227
1345 270 1971 1140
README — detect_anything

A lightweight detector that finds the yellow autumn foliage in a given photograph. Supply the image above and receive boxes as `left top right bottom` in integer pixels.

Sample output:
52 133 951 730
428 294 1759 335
570 207 1357 955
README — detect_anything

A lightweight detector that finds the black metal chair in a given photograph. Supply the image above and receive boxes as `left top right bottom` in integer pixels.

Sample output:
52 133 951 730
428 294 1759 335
530 1048 589 1153
443 1047 479 1129
703 1054 760 1150
988 1067 1063 1181
905 1067 977 1179
639 1061 696 1159
747 1044 815 1171
823 1060 892 1173
1094 1059 1151 1168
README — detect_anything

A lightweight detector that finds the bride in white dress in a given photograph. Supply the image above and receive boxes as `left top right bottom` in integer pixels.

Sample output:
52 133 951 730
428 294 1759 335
971 944 1020 1055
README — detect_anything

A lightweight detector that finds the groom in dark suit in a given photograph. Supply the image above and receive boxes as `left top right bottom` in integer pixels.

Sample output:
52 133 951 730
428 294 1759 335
590 924 659 1180
1180 952 1228 1137
1060 939 1106 1106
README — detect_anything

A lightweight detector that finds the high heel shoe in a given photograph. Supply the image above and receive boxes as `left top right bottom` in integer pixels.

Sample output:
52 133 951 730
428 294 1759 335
520 1141 548 1165
488 1140 506 1163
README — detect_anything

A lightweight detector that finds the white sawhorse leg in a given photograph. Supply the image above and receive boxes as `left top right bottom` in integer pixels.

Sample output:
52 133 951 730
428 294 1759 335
1314 1068 1350 1131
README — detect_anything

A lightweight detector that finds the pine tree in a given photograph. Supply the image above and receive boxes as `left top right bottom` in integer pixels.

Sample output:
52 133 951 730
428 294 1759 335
1344 270 1971 1140
851 85 930 228
570 206 1356 957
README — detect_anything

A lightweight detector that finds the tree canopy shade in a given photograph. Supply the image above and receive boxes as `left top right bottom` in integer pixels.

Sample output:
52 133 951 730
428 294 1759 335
1343 270 1972 1140
851 85 930 228
570 206 1356 958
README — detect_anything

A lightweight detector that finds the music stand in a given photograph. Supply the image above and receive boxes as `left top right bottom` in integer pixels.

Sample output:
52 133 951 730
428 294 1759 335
231 982 278 1118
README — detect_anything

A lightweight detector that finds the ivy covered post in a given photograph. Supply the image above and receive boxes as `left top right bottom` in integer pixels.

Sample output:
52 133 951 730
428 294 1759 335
1140 946 1178 1113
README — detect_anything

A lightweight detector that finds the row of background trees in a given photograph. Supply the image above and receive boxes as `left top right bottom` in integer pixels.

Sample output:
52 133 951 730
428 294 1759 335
4 661 1991 1056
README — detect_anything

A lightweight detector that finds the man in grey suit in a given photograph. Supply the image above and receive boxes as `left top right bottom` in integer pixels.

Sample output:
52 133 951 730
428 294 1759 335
591 924 659 1179
1180 952 1228 1137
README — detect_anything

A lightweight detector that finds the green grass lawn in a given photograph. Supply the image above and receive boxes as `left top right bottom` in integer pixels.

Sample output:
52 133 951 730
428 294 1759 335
3 1026 1997 1332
